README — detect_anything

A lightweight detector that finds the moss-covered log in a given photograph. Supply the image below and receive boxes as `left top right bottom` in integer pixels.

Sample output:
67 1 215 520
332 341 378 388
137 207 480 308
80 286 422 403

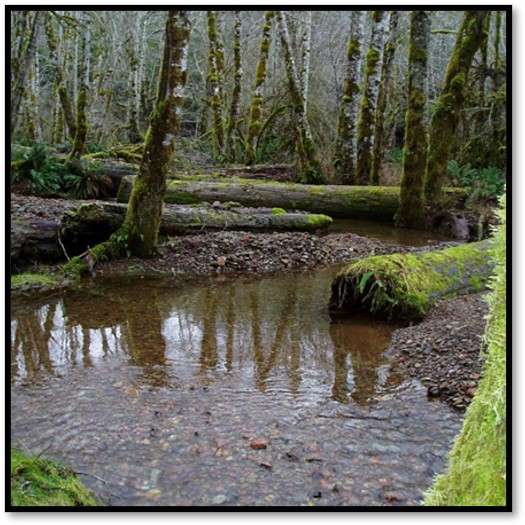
329 240 493 319
59 202 332 255
118 175 466 220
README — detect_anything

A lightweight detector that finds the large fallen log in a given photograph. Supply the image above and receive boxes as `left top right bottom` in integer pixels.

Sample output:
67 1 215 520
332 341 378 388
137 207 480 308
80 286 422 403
329 240 494 320
117 176 467 220
11 202 332 266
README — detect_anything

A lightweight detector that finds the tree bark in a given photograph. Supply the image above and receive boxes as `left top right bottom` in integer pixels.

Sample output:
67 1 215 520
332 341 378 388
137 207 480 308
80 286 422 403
356 10 388 185
371 11 399 185
226 11 242 162
11 11 42 136
114 10 191 257
329 240 494 319
118 175 411 220
425 11 490 203
276 11 324 184
245 11 275 165
396 11 430 229
334 11 364 184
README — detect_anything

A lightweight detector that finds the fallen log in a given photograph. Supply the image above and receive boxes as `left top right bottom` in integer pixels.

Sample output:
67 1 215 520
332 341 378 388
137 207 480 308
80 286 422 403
56 202 331 256
117 176 467 220
329 240 494 320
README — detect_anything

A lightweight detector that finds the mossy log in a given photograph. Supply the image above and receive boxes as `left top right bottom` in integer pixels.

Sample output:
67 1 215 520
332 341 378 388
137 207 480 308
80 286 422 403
60 201 332 255
329 240 493 320
118 176 466 220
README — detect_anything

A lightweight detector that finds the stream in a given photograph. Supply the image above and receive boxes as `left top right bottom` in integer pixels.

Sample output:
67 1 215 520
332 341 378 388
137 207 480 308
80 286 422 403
11 263 463 507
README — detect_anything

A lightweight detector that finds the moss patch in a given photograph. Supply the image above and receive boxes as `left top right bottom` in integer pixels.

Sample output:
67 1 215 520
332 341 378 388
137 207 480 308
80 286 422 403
10 448 101 507
330 240 493 319
11 271 67 295
424 194 507 507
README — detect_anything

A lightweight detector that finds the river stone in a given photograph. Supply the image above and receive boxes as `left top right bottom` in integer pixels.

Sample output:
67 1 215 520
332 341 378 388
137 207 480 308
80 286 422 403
212 494 227 505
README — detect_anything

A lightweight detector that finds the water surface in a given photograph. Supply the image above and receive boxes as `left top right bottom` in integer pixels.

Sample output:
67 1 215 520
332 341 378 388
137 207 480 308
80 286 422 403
11 268 462 506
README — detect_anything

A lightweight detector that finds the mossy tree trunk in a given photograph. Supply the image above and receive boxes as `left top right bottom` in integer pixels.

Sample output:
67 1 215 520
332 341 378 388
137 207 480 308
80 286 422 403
245 11 275 165
127 12 146 143
115 10 191 257
334 11 364 184
396 11 430 229
425 10 490 204
44 12 77 140
10 11 42 136
67 11 91 168
207 11 226 162
371 11 399 185
225 11 243 163
300 11 312 114
356 10 388 186
276 11 324 184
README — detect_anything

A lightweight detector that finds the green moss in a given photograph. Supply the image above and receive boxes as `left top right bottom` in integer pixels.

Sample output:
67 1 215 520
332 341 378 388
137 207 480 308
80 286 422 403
306 213 333 228
272 207 286 215
11 272 61 293
11 448 100 507
425 194 506 507
332 240 493 319
163 191 200 205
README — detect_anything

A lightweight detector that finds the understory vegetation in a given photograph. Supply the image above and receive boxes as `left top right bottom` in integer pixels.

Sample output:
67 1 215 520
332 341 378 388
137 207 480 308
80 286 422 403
424 193 507 507
11 448 100 507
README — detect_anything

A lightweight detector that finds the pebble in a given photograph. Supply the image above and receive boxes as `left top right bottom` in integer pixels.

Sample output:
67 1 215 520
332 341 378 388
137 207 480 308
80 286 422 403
251 438 269 450
212 494 227 505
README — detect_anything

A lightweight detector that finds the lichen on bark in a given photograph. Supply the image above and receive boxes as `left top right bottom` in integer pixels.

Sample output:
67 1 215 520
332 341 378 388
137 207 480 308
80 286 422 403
396 11 429 229
425 10 490 204
356 10 388 185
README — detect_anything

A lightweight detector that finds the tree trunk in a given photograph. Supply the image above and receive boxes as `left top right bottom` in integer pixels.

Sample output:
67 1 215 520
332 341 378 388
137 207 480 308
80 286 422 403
207 11 226 162
45 12 77 139
115 10 191 257
425 11 490 203
300 11 312 114
276 11 324 184
371 11 399 184
356 10 388 185
329 240 494 320
68 11 91 165
11 11 42 136
396 11 430 229
225 11 242 163
245 11 275 165
118 175 415 220
333 11 364 184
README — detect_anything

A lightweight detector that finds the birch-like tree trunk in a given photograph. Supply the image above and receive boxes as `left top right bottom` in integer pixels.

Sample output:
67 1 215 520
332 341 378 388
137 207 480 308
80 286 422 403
276 11 324 184
226 11 242 162
396 11 430 228
117 10 191 257
207 11 226 161
300 11 312 114
355 10 388 185
371 11 399 185
68 11 91 165
245 10 275 165
425 11 490 203
11 11 42 136
44 11 77 139
333 11 364 184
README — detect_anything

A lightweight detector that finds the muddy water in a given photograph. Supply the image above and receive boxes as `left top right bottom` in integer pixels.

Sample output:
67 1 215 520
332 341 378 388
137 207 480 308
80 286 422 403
11 268 463 507
327 219 454 246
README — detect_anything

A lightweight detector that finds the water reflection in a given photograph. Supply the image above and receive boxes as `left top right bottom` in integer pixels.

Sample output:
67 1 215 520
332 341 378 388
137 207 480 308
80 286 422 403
11 269 402 406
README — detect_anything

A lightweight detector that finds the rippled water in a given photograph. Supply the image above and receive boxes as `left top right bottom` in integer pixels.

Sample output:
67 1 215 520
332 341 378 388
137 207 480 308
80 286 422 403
11 268 463 507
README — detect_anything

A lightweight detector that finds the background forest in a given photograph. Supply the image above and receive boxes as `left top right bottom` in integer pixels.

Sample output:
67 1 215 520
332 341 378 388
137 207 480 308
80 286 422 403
10 10 506 204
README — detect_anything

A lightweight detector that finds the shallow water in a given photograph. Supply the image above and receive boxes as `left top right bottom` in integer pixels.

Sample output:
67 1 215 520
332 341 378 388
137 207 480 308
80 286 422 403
11 268 463 507
327 218 454 246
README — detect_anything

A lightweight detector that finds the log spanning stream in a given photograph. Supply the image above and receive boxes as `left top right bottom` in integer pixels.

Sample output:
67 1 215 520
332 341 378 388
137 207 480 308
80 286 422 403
11 266 463 507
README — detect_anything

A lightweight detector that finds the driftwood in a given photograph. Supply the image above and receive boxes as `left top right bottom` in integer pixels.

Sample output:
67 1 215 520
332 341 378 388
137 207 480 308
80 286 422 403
117 176 467 221
11 201 332 266
329 240 494 319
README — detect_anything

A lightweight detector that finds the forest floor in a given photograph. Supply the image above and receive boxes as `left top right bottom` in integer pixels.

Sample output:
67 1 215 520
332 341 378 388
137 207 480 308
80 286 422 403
11 193 488 412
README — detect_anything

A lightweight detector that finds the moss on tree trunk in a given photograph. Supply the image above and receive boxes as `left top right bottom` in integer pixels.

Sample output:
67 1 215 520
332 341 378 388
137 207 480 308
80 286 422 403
425 11 490 203
329 240 493 320
396 11 430 228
